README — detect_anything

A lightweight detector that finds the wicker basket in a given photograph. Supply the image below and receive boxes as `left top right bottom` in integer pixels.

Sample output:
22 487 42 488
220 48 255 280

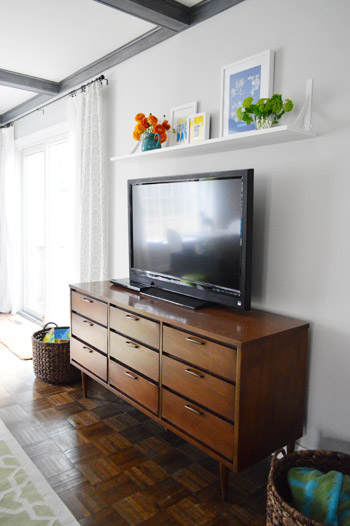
267 448 350 526
32 322 80 384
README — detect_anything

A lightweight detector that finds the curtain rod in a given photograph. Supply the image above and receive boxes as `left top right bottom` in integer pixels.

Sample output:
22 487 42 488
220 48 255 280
0 74 108 129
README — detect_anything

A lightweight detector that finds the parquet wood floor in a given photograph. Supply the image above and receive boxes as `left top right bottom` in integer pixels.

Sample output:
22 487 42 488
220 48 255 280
0 343 270 525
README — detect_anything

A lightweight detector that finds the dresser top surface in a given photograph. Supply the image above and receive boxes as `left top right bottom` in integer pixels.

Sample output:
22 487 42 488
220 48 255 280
70 281 308 346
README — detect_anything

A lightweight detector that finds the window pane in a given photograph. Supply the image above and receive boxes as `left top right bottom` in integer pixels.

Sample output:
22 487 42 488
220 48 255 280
46 141 71 325
23 151 45 319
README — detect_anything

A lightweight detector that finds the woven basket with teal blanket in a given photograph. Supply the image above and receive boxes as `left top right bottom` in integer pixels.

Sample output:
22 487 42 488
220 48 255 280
267 449 350 526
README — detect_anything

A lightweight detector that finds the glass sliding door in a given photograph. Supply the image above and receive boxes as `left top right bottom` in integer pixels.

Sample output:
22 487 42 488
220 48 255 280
22 136 71 324
23 150 46 320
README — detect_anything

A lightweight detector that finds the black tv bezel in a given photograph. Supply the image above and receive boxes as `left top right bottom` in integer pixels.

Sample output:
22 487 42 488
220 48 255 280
128 169 254 310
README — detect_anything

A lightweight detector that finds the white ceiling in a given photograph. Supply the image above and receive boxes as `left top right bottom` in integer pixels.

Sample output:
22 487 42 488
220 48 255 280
0 86 35 114
177 0 203 5
0 0 219 118
1 0 155 80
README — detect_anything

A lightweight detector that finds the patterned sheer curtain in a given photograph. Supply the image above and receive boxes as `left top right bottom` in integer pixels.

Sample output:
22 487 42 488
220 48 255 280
68 81 108 283
0 127 17 312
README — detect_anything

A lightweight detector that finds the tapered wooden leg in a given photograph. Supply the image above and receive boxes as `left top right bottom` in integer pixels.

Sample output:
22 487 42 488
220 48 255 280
81 372 88 398
220 462 230 502
287 441 295 454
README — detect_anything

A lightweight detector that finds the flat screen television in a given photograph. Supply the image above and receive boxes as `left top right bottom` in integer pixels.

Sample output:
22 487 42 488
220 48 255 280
113 169 254 310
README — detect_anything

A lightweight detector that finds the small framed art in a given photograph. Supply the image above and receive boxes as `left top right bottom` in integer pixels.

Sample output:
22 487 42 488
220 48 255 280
220 49 274 136
169 101 198 146
187 112 209 144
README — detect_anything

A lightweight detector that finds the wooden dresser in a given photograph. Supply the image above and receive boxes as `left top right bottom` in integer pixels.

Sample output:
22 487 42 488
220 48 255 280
70 281 309 499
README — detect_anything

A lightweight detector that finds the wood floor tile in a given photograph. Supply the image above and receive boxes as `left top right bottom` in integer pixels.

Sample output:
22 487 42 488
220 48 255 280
158 449 193 475
64 442 101 465
168 497 215 526
140 510 182 526
77 456 121 485
68 409 101 428
33 450 76 478
173 464 218 493
0 345 270 525
114 491 159 525
10 422 48 446
92 402 124 420
94 432 132 455
0 403 29 423
110 446 147 472
134 436 171 461
120 423 155 444
79 506 130 526
142 476 190 510
105 412 140 432
77 421 113 441
23 437 61 459
95 472 140 504
48 466 88 494
50 426 89 452
125 459 169 489
49 392 76 406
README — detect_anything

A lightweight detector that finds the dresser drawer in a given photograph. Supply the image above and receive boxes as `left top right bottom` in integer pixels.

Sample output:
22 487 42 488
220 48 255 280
110 306 159 349
163 326 236 382
71 337 107 381
162 389 234 460
109 360 158 414
110 331 159 382
162 355 235 421
71 313 107 354
71 291 107 326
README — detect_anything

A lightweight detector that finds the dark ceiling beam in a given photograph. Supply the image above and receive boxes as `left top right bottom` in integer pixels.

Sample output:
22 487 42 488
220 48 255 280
0 93 53 126
0 0 246 125
0 69 60 95
0 28 174 126
59 27 174 92
190 0 245 25
94 0 190 32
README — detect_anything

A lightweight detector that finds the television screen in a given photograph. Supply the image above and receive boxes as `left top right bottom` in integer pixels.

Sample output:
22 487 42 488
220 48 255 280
128 170 253 310
132 178 242 291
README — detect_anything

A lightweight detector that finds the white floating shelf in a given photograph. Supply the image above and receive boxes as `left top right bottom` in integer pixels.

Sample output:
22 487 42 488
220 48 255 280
110 125 315 163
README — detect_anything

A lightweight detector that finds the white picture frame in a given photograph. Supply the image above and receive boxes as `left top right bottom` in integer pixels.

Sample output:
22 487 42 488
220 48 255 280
169 101 198 146
220 50 274 136
187 112 210 144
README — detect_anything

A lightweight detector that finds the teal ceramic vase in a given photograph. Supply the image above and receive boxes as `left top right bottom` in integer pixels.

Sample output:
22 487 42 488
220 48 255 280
141 132 161 151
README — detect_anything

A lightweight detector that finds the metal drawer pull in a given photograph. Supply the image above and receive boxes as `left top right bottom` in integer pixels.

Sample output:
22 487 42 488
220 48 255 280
185 368 204 378
83 320 94 326
124 371 138 380
82 297 93 303
125 314 139 321
184 404 202 416
126 341 139 349
82 346 94 353
186 336 204 345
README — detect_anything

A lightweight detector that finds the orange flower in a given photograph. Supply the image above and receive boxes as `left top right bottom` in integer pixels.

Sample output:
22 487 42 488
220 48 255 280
135 123 144 133
139 117 149 130
154 124 165 135
135 113 145 122
133 130 141 141
147 114 158 126
162 120 171 131
160 133 167 144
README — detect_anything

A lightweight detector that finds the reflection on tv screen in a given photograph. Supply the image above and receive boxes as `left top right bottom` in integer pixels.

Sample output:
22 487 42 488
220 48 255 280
132 178 243 291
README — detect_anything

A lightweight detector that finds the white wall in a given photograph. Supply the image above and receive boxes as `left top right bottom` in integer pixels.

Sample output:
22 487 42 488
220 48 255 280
106 0 350 453
15 0 350 453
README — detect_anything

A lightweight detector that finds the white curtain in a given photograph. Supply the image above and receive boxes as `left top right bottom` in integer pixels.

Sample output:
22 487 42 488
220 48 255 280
68 81 108 283
0 127 18 312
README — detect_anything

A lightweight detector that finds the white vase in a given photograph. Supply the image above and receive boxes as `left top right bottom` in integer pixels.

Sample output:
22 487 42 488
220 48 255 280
255 116 273 130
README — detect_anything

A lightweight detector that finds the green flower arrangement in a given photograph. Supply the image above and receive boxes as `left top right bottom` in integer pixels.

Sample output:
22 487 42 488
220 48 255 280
236 94 294 128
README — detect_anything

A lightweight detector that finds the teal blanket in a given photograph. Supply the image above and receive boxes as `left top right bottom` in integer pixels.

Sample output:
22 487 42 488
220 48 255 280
288 467 350 525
